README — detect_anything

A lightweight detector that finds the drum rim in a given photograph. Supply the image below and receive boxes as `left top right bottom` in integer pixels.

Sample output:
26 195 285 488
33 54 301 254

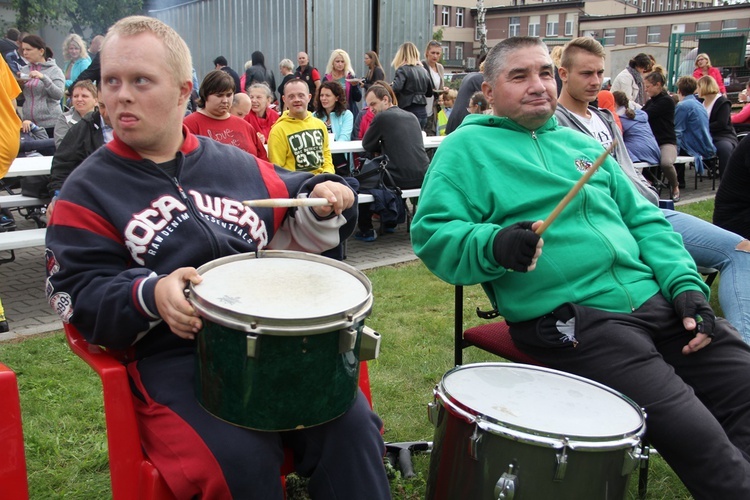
188 250 373 335
435 362 646 450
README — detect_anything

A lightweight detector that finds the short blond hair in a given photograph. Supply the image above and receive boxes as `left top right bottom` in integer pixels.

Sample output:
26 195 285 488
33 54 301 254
561 37 605 70
696 75 720 97
695 53 712 69
103 16 192 86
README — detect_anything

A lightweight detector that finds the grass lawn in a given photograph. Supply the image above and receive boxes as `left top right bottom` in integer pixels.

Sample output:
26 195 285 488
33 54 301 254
0 200 716 499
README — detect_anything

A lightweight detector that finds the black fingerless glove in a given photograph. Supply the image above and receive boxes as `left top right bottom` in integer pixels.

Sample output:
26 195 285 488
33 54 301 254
673 290 716 338
492 221 541 273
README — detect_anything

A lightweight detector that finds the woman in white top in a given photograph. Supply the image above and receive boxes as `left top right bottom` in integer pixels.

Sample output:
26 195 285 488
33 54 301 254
611 53 652 109
423 40 445 136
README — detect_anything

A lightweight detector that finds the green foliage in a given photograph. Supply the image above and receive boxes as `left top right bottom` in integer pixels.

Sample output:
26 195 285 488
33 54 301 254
12 0 143 35
432 27 444 43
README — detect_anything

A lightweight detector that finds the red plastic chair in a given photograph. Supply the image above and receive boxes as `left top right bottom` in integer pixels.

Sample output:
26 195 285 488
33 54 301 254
0 362 30 500
64 323 374 499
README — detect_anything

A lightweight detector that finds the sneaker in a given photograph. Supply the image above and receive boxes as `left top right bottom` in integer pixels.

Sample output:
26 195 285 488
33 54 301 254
0 320 8 333
0 216 16 233
354 230 377 242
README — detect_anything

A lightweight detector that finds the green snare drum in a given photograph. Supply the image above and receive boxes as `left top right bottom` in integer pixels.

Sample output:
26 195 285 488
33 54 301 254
188 250 379 431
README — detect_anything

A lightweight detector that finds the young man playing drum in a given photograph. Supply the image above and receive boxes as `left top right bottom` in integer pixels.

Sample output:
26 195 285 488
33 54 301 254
44 16 390 499
411 36 750 499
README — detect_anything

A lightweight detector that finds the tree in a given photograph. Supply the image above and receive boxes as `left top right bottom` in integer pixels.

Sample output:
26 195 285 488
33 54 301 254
13 0 143 36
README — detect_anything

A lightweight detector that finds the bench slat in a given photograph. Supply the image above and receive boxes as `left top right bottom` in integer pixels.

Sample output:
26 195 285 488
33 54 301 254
0 195 47 209
0 228 47 252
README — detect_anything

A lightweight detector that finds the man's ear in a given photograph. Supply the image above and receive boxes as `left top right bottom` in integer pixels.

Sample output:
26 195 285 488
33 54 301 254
558 65 569 84
481 81 493 106
178 79 193 106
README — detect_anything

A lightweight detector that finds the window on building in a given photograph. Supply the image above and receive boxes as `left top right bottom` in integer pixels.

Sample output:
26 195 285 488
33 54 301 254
695 21 710 31
455 42 464 61
565 14 575 36
475 26 482 41
546 14 559 37
723 19 738 30
603 28 616 46
647 26 661 43
529 16 541 37
442 6 450 27
442 45 450 60
509 17 521 37
641 0 646 10
667 0 671 10
625 27 638 44
456 7 464 28
650 0 655 11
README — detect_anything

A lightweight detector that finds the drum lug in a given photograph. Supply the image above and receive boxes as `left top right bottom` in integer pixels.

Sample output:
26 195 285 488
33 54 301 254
494 463 517 500
623 443 647 476
554 439 569 481
246 334 259 358
359 326 381 361
427 401 439 427
469 425 482 460
339 327 357 354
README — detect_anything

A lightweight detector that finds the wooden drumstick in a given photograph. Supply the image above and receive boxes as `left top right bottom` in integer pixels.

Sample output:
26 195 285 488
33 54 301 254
535 141 617 236
242 198 332 208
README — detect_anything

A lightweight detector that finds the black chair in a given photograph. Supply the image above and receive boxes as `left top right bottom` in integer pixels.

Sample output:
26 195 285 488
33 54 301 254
694 156 719 191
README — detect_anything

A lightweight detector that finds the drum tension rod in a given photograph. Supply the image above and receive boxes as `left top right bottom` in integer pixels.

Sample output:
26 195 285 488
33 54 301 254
494 463 517 500
554 438 570 481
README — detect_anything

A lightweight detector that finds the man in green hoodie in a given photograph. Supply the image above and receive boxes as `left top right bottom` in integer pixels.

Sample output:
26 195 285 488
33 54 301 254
411 36 750 499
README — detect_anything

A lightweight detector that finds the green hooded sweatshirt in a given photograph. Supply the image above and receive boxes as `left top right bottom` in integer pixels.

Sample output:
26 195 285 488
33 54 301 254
411 113 707 322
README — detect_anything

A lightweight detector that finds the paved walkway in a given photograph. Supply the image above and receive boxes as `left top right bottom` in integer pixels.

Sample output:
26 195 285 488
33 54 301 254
0 177 718 342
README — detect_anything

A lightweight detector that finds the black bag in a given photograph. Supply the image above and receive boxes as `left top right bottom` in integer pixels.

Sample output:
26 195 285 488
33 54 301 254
21 175 51 199
353 154 390 190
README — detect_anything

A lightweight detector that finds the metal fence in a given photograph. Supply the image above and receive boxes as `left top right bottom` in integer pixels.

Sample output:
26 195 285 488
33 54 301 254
149 0 431 86
667 28 750 94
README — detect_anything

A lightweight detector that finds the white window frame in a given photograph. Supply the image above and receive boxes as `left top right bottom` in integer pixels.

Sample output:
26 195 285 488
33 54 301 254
695 21 711 32
565 14 574 36
442 45 450 60
546 15 559 37
455 42 464 61
723 19 739 30
529 16 541 37
603 28 616 46
625 27 638 44
441 6 450 27
647 26 661 43
509 17 521 37
456 7 464 28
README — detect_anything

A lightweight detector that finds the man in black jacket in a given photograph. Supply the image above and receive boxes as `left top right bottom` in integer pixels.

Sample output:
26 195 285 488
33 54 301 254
47 102 112 216
213 55 241 93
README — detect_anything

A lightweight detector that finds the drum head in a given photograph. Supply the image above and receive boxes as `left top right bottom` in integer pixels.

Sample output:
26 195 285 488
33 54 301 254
440 363 643 441
190 251 372 333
